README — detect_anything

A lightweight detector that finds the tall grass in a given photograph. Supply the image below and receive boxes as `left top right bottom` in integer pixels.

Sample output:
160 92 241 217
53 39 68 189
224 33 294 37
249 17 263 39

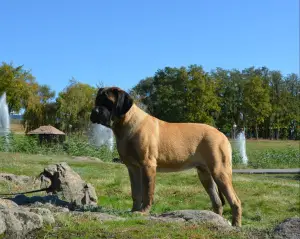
0 133 118 162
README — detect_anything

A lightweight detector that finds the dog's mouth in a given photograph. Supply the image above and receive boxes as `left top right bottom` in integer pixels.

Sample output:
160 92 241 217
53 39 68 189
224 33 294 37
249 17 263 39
90 106 112 127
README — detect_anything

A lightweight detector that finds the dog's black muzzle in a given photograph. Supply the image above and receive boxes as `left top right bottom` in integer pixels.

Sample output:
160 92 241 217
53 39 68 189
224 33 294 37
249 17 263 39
90 106 112 127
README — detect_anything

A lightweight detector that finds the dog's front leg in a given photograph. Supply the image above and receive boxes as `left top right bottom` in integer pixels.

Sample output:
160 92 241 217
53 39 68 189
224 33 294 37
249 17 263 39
141 165 156 213
127 165 143 211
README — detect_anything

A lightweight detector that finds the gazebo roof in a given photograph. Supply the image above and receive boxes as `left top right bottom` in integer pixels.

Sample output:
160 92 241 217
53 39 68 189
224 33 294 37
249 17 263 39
27 125 65 135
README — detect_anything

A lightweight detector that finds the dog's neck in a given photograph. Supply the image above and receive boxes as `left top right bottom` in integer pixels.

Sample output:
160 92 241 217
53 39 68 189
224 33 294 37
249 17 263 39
112 104 148 139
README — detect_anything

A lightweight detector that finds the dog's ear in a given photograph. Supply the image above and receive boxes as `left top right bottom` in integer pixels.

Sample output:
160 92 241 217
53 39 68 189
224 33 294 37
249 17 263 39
97 87 105 96
113 88 133 117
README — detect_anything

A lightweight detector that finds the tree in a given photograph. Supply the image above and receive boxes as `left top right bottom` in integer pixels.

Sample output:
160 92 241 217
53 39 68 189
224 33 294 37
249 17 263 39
243 76 272 139
23 84 56 132
0 62 36 113
131 65 220 125
57 79 97 133
211 68 245 135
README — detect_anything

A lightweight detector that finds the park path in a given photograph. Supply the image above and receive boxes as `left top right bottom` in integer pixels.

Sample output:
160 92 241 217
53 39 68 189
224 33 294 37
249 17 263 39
233 168 300 174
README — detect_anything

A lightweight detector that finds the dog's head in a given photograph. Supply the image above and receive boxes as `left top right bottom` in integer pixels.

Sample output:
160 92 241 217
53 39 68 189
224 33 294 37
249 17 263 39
90 87 133 127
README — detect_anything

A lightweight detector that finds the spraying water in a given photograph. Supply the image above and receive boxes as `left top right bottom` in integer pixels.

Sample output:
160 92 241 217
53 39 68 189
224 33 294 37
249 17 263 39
90 124 114 151
0 92 10 137
236 129 248 164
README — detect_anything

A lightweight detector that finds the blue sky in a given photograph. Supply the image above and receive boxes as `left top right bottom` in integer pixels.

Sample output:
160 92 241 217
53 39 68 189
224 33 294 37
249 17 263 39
1 0 299 95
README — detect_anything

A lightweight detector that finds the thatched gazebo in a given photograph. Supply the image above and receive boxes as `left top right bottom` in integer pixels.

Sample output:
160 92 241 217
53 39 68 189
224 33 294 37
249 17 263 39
27 125 66 144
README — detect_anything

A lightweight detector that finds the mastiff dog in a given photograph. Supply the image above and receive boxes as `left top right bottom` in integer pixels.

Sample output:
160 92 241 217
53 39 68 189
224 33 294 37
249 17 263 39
90 87 242 227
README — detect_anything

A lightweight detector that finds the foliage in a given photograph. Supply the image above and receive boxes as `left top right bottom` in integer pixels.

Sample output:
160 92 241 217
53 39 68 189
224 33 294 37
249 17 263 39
0 62 36 113
1 61 299 139
133 65 299 139
131 65 220 125
23 85 56 132
243 76 272 139
56 78 97 132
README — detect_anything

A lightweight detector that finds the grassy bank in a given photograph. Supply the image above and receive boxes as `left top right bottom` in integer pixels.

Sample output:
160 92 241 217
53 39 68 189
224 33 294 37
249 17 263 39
1 134 299 168
0 133 119 162
0 152 299 238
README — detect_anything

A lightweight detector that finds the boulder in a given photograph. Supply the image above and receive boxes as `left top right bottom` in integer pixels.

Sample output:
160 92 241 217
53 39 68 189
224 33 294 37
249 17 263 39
151 210 232 230
39 162 98 207
273 217 300 239
0 208 43 238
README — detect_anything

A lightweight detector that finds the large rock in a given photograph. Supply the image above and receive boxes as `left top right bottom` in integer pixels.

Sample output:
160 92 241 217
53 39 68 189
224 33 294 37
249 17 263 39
151 210 232 230
273 217 300 239
40 162 98 207
0 208 43 238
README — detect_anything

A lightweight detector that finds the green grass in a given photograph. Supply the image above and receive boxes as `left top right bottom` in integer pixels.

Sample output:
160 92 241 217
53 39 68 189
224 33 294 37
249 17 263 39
0 151 299 238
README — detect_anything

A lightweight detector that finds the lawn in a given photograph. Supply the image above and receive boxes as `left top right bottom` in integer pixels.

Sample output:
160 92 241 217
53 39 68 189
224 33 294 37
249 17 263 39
0 145 299 238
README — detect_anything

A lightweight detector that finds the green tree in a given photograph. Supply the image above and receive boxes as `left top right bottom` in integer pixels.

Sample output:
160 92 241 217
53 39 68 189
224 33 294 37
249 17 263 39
243 76 272 139
211 68 245 135
0 62 35 113
132 65 220 125
57 79 97 133
23 84 56 132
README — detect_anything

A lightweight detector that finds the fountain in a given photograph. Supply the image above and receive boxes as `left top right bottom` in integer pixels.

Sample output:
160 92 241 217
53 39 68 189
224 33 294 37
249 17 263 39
0 92 10 137
89 124 114 151
236 129 248 164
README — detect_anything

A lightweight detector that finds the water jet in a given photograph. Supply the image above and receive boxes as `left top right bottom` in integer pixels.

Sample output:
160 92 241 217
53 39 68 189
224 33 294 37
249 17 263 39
0 92 10 137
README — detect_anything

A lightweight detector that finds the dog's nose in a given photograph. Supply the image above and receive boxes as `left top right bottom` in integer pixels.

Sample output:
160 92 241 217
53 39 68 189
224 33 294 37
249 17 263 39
93 107 99 114
90 107 99 123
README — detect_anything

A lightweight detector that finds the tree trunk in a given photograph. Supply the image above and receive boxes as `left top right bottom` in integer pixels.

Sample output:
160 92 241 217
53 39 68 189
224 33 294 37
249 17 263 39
255 124 259 140
276 127 280 140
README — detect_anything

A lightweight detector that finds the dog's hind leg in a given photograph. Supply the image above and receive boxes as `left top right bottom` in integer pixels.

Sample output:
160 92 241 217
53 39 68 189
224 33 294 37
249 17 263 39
211 169 242 227
207 149 242 227
196 165 224 216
